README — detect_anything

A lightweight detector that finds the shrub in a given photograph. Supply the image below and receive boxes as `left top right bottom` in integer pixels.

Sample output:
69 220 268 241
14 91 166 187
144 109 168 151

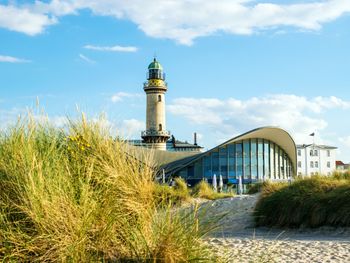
0 114 217 262
254 177 350 228
332 170 350 180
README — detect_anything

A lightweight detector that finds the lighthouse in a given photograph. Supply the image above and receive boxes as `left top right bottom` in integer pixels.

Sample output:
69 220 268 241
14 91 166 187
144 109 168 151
141 58 170 151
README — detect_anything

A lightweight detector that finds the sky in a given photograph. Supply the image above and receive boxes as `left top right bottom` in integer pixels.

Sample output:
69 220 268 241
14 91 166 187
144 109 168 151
1 0 350 161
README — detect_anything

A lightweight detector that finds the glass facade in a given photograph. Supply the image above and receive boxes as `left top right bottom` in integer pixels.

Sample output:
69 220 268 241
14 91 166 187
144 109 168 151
175 138 293 183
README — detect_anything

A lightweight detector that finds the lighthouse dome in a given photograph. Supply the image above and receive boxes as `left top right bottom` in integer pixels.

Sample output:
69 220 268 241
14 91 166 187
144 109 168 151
148 58 163 70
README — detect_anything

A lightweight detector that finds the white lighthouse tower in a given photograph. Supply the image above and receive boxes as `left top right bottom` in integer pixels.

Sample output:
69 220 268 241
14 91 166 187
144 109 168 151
141 58 170 151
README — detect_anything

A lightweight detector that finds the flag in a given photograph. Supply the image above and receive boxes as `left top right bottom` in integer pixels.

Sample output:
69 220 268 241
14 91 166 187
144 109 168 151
309 132 315 136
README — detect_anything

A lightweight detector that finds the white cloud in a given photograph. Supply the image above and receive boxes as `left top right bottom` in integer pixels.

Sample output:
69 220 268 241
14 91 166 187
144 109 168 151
120 119 145 138
0 107 67 130
0 55 30 63
339 136 350 148
1 1 350 44
32 114 68 128
0 4 56 35
168 94 350 144
84 45 138 52
79 54 95 64
111 92 143 103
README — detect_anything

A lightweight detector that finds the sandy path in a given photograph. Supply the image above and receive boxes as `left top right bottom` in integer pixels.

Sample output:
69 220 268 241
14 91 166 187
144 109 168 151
198 195 350 262
204 238 350 263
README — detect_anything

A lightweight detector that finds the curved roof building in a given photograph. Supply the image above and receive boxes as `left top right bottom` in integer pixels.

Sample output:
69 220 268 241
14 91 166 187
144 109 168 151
135 58 297 187
159 126 297 185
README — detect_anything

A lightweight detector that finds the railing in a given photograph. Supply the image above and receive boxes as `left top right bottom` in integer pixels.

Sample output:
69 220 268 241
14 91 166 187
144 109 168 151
143 82 168 88
146 71 165 80
141 130 171 137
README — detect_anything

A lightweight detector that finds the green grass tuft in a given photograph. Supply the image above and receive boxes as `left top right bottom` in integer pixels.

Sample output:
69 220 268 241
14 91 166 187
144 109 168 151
192 180 234 200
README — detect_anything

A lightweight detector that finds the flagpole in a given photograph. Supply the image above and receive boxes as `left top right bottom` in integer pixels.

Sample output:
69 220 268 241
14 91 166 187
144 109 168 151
309 132 315 146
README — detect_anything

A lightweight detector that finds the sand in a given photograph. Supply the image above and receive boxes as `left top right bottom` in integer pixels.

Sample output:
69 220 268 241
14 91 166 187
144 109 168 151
196 195 350 262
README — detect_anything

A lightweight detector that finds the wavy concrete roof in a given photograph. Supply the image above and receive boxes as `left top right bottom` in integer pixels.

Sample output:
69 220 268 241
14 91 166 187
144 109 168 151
160 126 297 177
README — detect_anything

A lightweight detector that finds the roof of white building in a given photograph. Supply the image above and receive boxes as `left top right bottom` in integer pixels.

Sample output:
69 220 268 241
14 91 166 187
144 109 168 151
296 144 337 149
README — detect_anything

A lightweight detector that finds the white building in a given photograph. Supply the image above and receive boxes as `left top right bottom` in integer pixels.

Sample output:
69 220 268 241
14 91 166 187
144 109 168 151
296 144 337 176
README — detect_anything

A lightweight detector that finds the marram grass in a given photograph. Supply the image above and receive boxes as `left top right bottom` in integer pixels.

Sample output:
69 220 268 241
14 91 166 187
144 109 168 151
192 180 234 200
0 114 219 262
254 177 350 228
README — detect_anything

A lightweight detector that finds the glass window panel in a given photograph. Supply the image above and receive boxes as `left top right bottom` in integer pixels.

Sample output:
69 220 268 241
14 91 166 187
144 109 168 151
187 166 194 178
203 155 212 178
194 160 203 178
178 168 187 179
212 152 219 176
288 159 291 178
258 139 264 180
270 143 275 179
219 147 228 177
251 139 258 180
282 153 287 179
264 141 270 180
228 144 236 178
275 144 279 179
279 148 284 179
243 140 251 179
236 143 243 178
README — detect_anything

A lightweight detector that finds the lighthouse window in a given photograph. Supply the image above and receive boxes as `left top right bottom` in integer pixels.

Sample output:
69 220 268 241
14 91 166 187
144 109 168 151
159 124 162 131
158 95 162 102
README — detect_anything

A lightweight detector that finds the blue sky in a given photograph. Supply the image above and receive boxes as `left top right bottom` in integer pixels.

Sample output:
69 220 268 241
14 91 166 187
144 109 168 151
1 0 350 161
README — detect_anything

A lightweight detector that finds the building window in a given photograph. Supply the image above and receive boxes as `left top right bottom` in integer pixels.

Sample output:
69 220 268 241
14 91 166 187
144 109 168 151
314 150 318 156
219 147 228 177
243 140 251 179
212 151 219 176
251 139 258 180
327 161 331 168
297 149 301 156
298 161 301 168
228 144 235 178
310 150 313 156
327 150 330 157
236 143 243 178
158 95 162 102
159 124 162 131
203 155 211 178
310 161 314 168
315 161 319 168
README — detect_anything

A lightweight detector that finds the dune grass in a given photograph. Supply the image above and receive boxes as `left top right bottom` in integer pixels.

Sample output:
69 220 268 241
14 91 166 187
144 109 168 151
254 177 350 228
0 114 220 262
154 177 191 205
192 180 234 200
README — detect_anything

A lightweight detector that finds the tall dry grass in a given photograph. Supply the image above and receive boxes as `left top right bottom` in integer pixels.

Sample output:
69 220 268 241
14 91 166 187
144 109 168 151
0 114 218 262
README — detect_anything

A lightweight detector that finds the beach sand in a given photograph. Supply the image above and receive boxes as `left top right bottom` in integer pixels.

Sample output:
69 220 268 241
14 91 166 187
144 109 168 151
197 195 350 262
